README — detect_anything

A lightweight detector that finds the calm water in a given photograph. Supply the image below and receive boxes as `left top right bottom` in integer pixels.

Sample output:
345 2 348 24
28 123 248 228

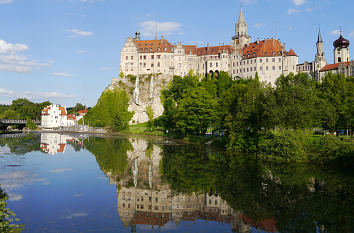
0 133 353 233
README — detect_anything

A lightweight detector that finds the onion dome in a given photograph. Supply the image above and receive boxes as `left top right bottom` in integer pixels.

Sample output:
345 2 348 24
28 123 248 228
333 35 350 48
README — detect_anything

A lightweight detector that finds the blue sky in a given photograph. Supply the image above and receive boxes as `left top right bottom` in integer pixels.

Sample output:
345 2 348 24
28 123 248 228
0 0 353 107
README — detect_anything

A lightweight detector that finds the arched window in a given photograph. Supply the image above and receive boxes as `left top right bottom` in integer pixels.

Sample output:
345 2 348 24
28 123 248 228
338 57 342 63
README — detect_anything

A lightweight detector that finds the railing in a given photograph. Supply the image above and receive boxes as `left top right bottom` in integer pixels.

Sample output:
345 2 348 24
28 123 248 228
0 133 27 138
0 119 41 124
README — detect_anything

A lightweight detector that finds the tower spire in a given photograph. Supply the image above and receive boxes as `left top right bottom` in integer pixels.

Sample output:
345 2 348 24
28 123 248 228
317 27 323 43
237 7 246 25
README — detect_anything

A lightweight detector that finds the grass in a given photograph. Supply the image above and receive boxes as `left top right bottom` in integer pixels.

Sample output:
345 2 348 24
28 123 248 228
123 122 166 136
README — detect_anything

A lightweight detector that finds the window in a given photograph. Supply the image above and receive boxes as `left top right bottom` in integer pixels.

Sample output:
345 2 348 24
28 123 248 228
143 55 146 60
260 66 262 70
272 66 275 70
143 63 146 67
247 68 249 72
140 55 142 59
272 58 275 62
278 58 281 62
126 56 128 60
247 60 249 64
149 48 152 52
158 62 160 67
151 55 154 59
266 66 268 70
155 198 158 202
250 60 252 64
157 47 160 52
260 58 262 62
157 55 161 59
151 63 154 67
250 67 252 71
216 62 218 67
279 66 281 70
210 63 212 67
266 58 268 62
131 56 133 60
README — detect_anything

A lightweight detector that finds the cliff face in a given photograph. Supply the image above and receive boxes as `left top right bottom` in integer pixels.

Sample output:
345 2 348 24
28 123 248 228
107 74 171 124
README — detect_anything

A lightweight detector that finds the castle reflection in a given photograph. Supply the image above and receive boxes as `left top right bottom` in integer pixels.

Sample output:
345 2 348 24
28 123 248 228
109 138 277 232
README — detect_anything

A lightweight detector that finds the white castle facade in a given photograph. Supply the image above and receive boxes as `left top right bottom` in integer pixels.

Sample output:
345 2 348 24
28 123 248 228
120 9 298 86
41 104 77 129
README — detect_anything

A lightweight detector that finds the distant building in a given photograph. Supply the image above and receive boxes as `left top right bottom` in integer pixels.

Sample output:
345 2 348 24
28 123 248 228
41 104 77 129
297 28 327 81
319 32 353 78
119 8 298 86
76 108 87 122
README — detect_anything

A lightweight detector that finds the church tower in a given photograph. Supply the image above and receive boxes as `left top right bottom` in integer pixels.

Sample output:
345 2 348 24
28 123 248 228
314 28 327 80
232 8 251 50
333 29 350 63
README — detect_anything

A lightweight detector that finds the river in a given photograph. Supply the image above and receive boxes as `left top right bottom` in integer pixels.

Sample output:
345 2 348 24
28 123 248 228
0 132 353 233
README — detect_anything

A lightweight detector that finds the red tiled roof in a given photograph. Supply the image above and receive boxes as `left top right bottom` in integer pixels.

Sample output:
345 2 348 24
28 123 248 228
242 39 297 58
131 211 171 226
67 114 76 121
59 107 67 116
286 49 297 56
242 215 278 232
183 45 197 55
197 45 234 56
135 39 174 53
57 144 66 153
78 108 87 114
320 61 350 72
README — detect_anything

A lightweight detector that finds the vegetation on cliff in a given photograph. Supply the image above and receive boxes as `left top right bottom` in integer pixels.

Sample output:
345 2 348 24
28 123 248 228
80 87 134 132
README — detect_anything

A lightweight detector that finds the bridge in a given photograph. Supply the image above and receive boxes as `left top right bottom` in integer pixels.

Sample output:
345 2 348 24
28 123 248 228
0 133 27 139
0 119 41 125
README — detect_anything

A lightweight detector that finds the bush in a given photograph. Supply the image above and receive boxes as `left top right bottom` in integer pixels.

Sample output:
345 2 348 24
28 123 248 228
258 130 307 162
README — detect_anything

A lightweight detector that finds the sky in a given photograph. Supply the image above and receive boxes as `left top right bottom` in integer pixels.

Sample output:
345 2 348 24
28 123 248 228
0 0 353 107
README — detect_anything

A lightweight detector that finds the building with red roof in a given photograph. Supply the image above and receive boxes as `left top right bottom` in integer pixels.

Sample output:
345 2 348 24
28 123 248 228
41 104 77 129
119 8 298 86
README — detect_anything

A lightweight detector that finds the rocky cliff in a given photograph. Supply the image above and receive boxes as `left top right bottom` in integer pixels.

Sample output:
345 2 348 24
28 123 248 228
107 74 171 124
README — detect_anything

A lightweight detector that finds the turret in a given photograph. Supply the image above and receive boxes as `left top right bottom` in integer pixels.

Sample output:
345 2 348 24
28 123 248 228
232 8 251 50
333 29 350 63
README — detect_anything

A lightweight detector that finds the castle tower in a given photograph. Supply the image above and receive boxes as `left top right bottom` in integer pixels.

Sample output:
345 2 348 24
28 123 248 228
333 29 350 63
314 28 327 80
232 8 251 50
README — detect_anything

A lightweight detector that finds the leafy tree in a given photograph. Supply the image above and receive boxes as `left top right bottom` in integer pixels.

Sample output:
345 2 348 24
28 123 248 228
68 103 86 115
0 110 20 120
25 118 37 130
0 188 22 232
146 105 154 131
317 73 353 133
274 73 318 129
175 87 217 136
82 88 134 132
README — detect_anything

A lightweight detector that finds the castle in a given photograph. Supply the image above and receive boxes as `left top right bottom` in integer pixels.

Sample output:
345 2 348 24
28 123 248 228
297 29 353 80
120 8 298 86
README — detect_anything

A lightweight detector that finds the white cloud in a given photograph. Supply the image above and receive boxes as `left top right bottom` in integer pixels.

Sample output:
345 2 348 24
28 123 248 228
0 170 46 202
20 91 76 100
73 193 83 197
305 8 312 12
293 0 306 6
0 39 49 73
0 0 12 4
62 212 88 219
67 29 94 38
145 13 151 17
287 8 300 14
330 29 340 35
77 50 86 54
0 88 14 95
49 168 73 173
254 23 265 28
349 31 354 37
139 21 181 37
52 72 75 77
289 26 294 31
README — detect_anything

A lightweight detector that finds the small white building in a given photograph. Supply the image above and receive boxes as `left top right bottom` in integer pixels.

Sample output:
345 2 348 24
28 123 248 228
41 104 77 129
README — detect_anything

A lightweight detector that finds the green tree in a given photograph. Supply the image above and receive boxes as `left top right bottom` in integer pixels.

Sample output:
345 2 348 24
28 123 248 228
0 188 22 232
317 73 353 133
25 118 37 130
68 103 86 115
82 88 134 132
175 87 217 136
146 105 154 131
274 73 319 129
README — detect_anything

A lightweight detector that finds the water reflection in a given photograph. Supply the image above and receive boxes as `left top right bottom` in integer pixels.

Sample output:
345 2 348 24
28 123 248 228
40 133 84 155
0 133 353 232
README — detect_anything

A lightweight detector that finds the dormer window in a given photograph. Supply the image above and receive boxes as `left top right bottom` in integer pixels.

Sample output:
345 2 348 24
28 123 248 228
149 48 152 52
158 47 161 52
145 48 147 52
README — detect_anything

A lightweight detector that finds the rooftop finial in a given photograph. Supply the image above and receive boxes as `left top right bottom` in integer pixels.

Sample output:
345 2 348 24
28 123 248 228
340 26 342 36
